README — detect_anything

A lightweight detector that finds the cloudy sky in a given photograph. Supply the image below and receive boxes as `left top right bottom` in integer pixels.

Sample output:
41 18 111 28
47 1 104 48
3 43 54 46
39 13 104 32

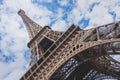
0 0 120 80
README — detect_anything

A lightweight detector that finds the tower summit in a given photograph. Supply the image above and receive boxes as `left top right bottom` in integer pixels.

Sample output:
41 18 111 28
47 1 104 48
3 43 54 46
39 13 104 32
18 9 63 66
18 9 42 39
18 9 25 15
18 9 120 80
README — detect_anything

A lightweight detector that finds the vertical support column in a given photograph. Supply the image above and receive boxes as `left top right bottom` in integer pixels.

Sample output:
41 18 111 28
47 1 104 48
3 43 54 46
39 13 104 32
96 28 100 40
36 42 40 60
74 75 76 80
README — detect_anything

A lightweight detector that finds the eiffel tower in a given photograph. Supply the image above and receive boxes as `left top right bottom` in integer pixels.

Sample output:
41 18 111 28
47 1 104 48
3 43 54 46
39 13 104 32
18 9 120 80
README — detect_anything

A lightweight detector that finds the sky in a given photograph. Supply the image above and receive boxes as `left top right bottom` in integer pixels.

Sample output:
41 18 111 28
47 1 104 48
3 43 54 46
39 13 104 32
0 0 120 80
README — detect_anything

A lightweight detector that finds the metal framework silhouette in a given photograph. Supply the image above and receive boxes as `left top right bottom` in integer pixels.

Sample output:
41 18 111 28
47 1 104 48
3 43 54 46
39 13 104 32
18 9 120 80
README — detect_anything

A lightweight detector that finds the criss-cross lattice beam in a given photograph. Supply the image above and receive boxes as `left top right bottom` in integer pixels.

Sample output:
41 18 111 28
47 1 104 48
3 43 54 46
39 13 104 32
18 9 42 39
90 56 120 79
20 21 120 80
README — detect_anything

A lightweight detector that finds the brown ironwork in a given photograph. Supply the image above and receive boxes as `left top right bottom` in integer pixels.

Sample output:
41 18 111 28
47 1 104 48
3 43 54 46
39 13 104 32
18 9 120 80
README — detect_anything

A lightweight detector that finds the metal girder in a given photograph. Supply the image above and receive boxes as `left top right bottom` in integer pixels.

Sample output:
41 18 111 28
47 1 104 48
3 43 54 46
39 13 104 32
41 24 120 80
18 9 42 39
18 9 120 80
90 56 120 79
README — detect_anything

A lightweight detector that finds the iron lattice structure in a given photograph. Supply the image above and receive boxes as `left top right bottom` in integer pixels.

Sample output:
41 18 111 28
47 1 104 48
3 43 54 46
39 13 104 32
18 9 120 80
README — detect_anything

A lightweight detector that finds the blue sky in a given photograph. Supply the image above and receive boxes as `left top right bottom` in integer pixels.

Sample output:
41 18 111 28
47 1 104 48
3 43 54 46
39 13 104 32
0 0 120 80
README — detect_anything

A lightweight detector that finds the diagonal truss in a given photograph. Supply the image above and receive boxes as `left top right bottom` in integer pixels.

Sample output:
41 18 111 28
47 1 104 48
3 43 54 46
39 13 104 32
18 9 42 39
18 10 120 80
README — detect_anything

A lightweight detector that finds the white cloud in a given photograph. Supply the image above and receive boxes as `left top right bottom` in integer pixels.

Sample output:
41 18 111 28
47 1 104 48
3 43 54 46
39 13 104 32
58 0 68 6
0 0 51 79
67 0 120 29
3 69 26 80
51 19 68 31
0 0 120 80
31 0 53 3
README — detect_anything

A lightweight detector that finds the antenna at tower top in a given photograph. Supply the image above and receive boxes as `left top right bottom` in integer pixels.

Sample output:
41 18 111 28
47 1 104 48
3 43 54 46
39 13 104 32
18 9 25 15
